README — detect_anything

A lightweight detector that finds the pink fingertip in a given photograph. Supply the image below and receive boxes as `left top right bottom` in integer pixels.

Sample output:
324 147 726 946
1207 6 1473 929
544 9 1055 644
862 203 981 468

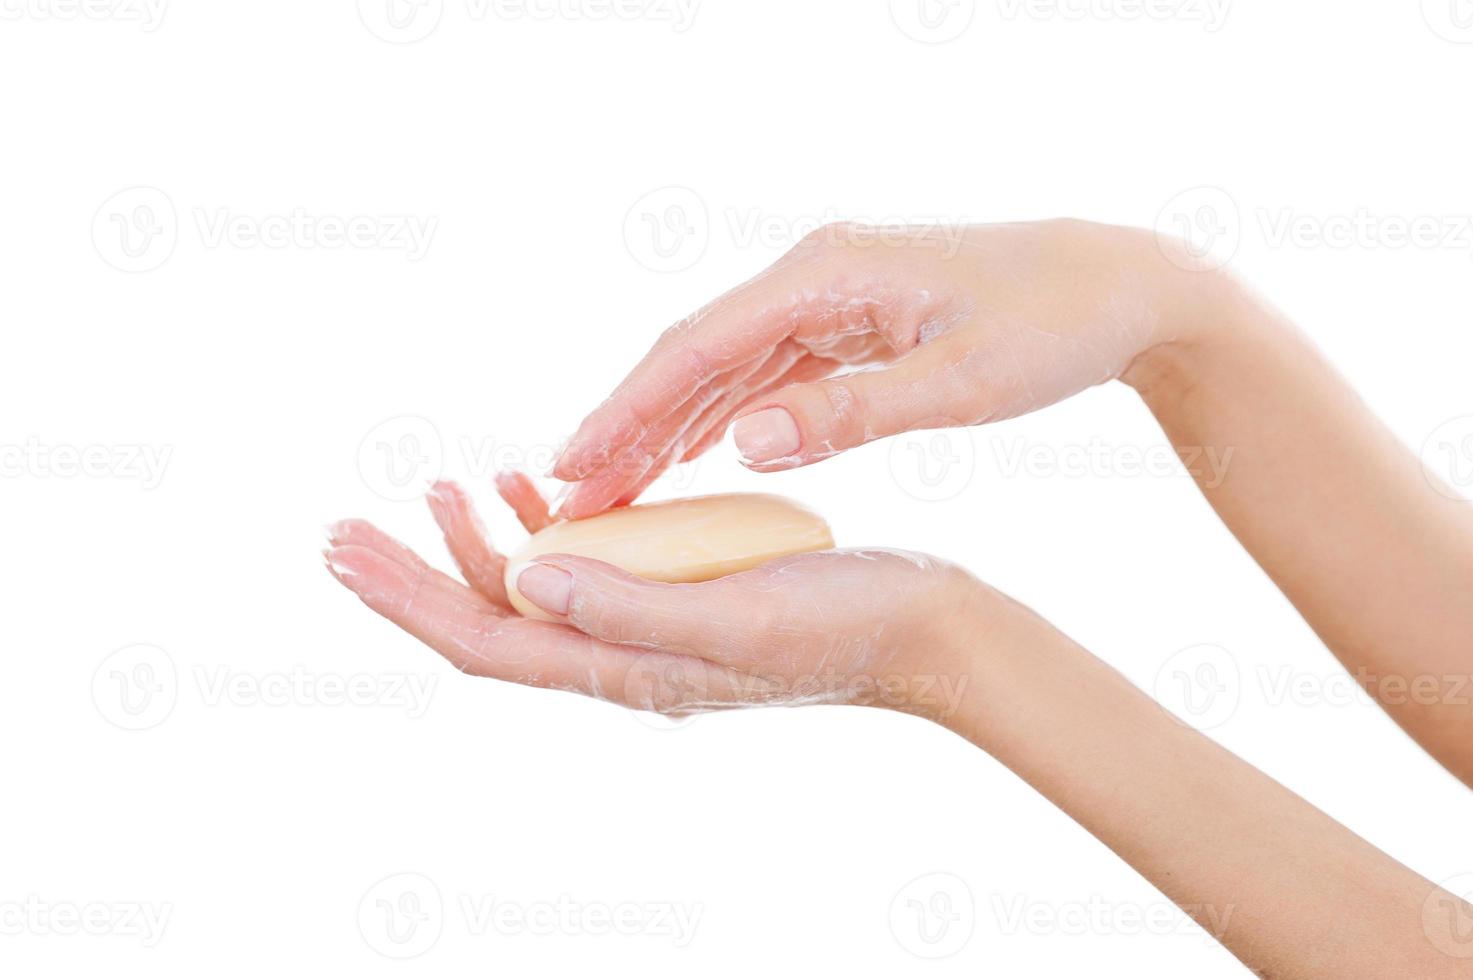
323 545 374 584
732 407 800 466
517 562 573 616
323 545 415 609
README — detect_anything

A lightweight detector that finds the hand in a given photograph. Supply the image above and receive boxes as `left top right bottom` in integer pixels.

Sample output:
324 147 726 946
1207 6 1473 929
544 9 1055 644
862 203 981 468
324 476 983 719
551 218 1238 518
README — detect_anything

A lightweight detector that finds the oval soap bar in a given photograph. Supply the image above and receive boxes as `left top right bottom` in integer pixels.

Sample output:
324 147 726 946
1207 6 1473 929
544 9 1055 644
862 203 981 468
504 493 834 621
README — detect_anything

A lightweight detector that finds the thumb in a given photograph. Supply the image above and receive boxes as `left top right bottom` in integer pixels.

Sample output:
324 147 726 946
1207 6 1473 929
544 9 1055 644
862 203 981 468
513 555 765 665
731 336 979 470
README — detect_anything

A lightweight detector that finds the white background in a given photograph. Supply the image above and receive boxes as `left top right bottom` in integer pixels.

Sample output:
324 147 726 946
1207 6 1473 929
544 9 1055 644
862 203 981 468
4 1 1473 976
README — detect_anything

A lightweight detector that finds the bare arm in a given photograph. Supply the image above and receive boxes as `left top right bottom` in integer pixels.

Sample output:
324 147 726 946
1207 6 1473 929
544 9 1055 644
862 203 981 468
1125 280 1473 785
947 586 1472 978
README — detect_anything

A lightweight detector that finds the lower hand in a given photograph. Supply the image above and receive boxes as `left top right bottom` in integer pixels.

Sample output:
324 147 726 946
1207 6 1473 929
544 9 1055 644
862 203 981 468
325 478 983 719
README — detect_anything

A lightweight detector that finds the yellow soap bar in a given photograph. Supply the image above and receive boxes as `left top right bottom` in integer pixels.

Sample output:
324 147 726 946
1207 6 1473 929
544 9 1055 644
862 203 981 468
504 493 834 621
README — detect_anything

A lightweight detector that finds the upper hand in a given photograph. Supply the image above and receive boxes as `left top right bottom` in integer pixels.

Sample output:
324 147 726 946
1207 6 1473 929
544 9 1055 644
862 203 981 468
552 218 1231 518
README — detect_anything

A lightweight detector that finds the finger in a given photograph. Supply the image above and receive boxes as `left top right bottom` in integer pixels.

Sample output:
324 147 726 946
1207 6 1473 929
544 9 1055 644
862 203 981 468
325 542 504 650
325 518 434 573
553 353 768 519
600 346 822 510
678 351 841 463
325 545 765 710
730 333 980 471
552 247 854 481
425 481 512 609
494 470 553 533
667 340 807 458
513 555 774 667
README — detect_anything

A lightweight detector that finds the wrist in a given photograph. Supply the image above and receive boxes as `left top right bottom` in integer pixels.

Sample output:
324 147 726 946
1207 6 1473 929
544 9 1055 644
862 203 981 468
1121 259 1281 410
906 575 1053 734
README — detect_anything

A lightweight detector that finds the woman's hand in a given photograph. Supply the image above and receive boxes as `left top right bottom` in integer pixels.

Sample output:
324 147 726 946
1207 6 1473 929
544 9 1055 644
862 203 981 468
551 218 1237 518
323 475 1472 979
325 476 983 719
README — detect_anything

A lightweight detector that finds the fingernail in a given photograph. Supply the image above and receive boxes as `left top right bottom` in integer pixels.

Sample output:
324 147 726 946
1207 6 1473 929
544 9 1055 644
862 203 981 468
732 407 800 465
323 546 364 581
517 562 572 615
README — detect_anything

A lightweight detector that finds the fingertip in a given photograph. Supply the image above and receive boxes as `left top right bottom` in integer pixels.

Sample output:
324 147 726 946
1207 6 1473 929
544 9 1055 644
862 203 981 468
514 561 573 616
552 432 606 482
324 518 375 549
732 406 800 466
549 481 592 521
323 544 397 594
424 481 453 516
427 479 460 501
322 520 349 547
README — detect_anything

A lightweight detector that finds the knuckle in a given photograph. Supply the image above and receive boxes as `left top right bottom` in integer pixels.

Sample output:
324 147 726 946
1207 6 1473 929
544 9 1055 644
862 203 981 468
817 381 866 442
792 221 858 256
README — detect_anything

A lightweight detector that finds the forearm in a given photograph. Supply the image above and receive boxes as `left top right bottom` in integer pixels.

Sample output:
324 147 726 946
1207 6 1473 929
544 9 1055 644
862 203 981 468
1124 276 1473 785
944 588 1467 978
